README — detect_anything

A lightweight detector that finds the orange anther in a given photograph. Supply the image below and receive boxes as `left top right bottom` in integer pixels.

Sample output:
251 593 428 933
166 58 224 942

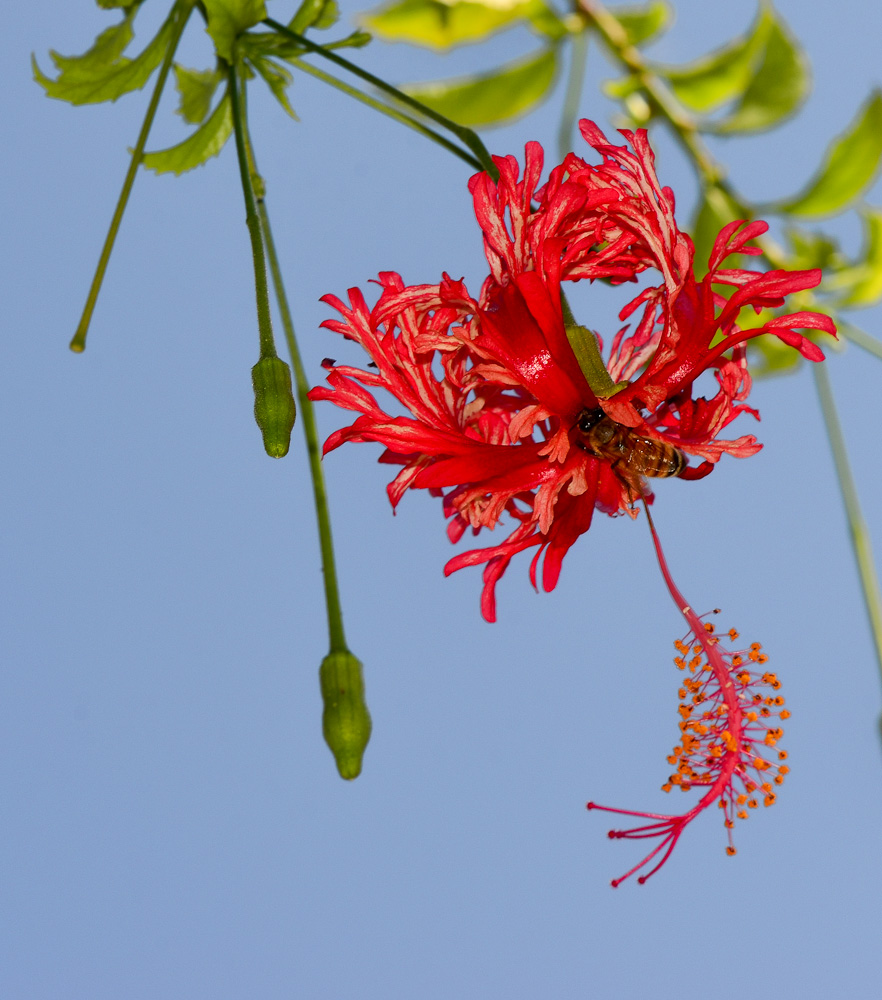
726 846 737 856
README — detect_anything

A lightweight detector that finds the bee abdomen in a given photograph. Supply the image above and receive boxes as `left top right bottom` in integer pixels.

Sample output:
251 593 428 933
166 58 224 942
631 437 686 478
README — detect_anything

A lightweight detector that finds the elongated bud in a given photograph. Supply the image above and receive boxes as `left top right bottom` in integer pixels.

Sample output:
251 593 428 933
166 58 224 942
252 356 296 457
319 649 371 780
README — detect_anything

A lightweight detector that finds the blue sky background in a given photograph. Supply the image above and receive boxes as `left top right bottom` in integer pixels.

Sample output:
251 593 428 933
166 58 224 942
4 1 882 996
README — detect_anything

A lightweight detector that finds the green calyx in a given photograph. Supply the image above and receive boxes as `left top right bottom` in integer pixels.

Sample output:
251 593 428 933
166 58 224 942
319 649 372 780
564 323 629 399
251 355 296 457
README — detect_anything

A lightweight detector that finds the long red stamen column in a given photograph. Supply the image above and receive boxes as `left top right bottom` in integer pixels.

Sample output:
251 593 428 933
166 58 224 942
587 506 790 887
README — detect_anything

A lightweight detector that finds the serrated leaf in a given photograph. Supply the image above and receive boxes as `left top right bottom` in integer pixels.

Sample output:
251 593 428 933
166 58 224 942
689 185 744 276
712 9 808 134
173 64 222 124
778 91 882 218
203 0 268 61
612 1 671 46
836 207 882 308
249 55 298 118
658 6 768 113
289 0 340 32
402 47 557 127
142 91 232 174
33 4 180 105
363 0 561 50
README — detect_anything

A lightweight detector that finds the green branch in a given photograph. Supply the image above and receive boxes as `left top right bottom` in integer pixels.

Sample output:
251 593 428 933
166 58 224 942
813 361 882 690
70 0 194 352
288 57 482 172
263 17 498 180
228 60 277 359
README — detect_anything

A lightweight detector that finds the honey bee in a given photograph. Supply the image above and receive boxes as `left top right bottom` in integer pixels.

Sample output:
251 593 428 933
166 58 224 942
574 407 686 501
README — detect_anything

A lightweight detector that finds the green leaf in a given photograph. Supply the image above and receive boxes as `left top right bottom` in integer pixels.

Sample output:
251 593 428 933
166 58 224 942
777 91 882 218
402 47 558 127
289 0 340 32
612 1 671 46
689 185 744 276
203 0 268 61
835 207 882 308
362 0 562 50
97 0 140 8
712 9 808 134
173 64 222 124
142 91 233 174
658 6 768 113
249 55 298 118
33 4 180 105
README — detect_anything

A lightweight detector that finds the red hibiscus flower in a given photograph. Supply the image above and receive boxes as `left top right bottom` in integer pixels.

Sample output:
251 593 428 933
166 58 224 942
309 121 836 621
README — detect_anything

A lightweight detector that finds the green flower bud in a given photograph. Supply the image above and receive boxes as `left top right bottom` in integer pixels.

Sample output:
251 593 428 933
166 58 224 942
251 356 296 458
319 649 372 780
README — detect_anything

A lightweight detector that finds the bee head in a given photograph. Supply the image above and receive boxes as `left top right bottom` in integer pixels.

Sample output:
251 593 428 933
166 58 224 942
576 408 605 434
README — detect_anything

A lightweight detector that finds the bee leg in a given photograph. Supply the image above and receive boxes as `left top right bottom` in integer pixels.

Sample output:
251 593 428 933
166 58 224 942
608 458 643 508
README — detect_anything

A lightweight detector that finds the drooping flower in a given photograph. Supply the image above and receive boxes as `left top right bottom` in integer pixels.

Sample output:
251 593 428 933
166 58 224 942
587 508 789 886
310 120 836 621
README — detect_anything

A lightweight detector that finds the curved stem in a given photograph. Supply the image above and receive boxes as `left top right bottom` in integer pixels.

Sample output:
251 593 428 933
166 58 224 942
228 60 277 359
70 0 194 352
288 57 482 172
263 17 499 180
557 28 589 162
812 362 882 690
262 205 348 651
240 121 348 652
